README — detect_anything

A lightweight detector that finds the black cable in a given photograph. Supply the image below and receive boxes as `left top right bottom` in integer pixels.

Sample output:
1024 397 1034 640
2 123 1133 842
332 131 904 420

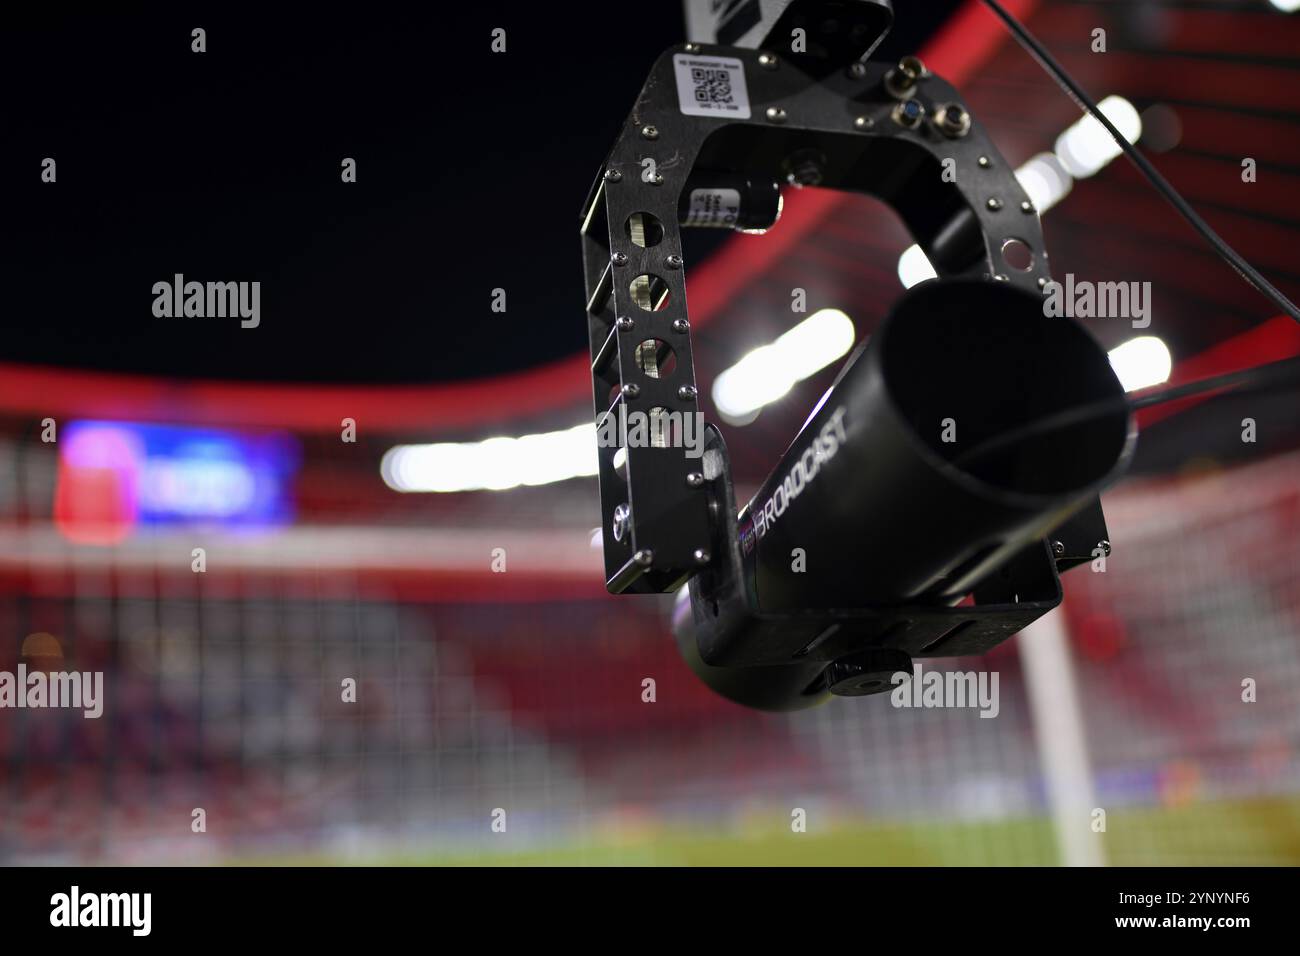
1129 356 1300 409
951 354 1300 469
980 0 1300 325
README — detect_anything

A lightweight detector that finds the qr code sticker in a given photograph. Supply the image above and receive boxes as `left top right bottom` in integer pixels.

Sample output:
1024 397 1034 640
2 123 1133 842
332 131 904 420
673 55 750 119
691 67 733 105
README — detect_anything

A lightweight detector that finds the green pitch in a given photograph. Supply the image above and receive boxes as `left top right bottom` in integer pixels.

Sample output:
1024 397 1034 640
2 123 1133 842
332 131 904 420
237 796 1300 866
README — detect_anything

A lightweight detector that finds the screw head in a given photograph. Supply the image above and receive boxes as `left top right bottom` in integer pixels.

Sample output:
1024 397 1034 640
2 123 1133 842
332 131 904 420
1052 540 1066 557
650 173 664 186
641 125 658 140
671 318 690 333
766 106 787 124
677 384 698 400
1038 276 1050 289
693 549 711 565
1021 200 1036 213
665 254 683 269
615 315 634 332
621 383 640 399
758 52 778 69
633 549 654 567
847 62 868 79
1098 540 1112 556
612 503 631 542
604 169 622 183
987 197 1004 211
853 115 874 130
684 43 701 53
686 472 704 488
978 155 992 169
611 251 628 266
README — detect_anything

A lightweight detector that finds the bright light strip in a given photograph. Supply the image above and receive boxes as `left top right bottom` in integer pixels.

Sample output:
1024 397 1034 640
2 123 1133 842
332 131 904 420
712 308 856 421
382 423 598 493
1108 335 1171 392
897 243 938 289
1015 152 1073 213
384 310 856 487
1054 95 1142 179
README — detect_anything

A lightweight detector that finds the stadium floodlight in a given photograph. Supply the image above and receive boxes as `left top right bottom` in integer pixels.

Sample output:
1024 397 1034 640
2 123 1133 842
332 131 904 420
711 308 856 422
382 424 598 493
1109 336 1172 393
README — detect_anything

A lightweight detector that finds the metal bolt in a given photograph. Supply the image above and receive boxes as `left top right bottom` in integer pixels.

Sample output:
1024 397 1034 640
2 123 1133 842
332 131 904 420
686 472 704 488
684 43 701 53
604 169 622 183
621 383 640 399
1021 200 1036 213
633 549 654 567
693 548 711 565
978 155 992 169
612 503 631 542
641 125 658 140
1098 540 1112 556
677 385 698 400
611 252 628 266
1038 277 1049 290
884 55 926 99
649 173 664 186
1052 540 1066 557
665 254 683 269
758 52 778 70
766 106 787 124
853 115 874 130
671 318 690 333
934 102 971 138
987 197 1004 211
615 315 634 332
847 62 868 80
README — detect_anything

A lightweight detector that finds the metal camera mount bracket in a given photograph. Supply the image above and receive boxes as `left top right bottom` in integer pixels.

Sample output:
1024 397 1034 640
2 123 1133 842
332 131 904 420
581 7 1111 702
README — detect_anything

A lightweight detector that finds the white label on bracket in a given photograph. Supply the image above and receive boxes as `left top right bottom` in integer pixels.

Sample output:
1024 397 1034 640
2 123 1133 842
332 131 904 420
684 188 742 227
673 54 751 119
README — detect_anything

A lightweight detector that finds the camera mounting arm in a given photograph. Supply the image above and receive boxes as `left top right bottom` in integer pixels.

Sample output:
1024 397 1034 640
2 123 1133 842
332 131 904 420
581 39 1066 595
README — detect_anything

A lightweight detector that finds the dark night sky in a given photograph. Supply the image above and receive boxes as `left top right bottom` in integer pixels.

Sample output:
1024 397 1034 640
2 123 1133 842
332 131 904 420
0 3 961 385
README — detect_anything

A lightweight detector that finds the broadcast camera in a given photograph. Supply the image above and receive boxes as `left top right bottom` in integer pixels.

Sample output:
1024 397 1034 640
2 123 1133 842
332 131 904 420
579 0 1249 710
